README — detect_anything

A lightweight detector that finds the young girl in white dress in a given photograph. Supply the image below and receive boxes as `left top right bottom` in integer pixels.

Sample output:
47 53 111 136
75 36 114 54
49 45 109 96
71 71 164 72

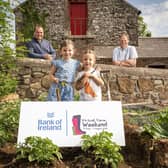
75 49 104 101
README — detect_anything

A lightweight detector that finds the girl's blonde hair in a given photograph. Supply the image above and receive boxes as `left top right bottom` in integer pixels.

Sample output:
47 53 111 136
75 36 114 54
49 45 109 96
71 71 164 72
58 39 75 57
60 39 75 49
82 49 96 65
82 49 96 59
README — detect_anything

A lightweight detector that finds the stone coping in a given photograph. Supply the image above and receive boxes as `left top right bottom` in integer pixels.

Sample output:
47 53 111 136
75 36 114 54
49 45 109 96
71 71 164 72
17 57 168 78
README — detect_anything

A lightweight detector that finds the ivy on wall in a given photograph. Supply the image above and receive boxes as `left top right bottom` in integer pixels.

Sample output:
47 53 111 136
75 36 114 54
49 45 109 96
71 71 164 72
17 0 49 41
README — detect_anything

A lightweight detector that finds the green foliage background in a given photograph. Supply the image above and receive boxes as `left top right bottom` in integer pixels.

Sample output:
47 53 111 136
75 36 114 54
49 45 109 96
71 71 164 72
0 101 20 146
0 1 17 97
138 16 152 37
144 108 168 139
0 1 26 98
16 0 48 41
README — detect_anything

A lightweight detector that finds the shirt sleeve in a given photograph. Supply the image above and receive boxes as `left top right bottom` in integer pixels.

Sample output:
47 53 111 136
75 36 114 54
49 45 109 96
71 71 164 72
26 41 45 59
112 47 119 61
95 70 101 77
130 46 138 59
51 60 58 68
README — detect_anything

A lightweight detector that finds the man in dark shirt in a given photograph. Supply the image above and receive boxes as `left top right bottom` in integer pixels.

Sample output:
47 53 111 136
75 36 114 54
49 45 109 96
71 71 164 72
26 25 56 60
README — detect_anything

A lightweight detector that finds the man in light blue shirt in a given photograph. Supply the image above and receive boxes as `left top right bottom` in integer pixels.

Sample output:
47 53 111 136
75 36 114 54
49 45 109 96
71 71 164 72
112 32 138 67
26 25 56 60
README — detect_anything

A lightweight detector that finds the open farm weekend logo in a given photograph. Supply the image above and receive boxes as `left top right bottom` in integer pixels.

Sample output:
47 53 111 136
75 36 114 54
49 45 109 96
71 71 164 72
72 115 108 135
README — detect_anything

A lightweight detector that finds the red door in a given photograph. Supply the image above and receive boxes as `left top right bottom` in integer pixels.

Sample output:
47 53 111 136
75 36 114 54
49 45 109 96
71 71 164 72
70 3 87 35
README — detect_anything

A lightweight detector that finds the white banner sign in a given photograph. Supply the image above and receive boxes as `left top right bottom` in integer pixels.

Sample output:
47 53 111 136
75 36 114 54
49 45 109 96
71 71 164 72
17 101 125 146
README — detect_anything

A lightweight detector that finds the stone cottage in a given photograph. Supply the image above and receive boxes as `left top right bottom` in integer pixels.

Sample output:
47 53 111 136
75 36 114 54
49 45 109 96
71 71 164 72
15 0 140 60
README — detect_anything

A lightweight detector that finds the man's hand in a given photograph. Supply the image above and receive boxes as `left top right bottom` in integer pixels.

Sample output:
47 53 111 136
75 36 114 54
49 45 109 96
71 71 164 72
43 54 53 61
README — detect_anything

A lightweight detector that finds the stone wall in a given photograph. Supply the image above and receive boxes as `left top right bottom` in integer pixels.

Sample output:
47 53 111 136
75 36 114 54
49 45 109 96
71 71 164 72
138 37 168 58
16 58 51 100
137 37 168 67
86 0 139 46
101 64 168 105
16 58 168 105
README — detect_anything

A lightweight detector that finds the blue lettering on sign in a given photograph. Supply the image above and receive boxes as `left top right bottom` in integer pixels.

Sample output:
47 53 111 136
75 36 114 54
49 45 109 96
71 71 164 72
37 119 62 131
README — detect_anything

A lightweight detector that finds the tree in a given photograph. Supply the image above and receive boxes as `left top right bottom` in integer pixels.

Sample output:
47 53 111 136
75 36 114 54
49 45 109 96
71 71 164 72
138 16 152 37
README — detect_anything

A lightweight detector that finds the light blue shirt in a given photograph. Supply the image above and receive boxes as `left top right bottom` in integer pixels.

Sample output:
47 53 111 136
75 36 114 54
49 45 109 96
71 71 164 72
112 45 138 61
47 58 80 101
52 58 80 83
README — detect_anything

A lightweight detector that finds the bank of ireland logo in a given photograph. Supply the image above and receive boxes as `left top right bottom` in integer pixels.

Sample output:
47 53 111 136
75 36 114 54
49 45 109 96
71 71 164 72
72 115 86 135
47 112 54 118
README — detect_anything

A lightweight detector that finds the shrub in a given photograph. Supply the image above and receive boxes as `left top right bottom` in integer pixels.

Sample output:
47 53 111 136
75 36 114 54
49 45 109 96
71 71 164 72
0 73 18 98
0 100 20 146
143 108 168 139
81 131 123 168
16 136 62 165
